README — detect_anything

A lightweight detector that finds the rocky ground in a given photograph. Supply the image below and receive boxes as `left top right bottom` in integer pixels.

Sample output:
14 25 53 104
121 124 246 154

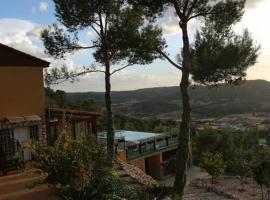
193 177 269 200
161 167 268 200
184 186 230 200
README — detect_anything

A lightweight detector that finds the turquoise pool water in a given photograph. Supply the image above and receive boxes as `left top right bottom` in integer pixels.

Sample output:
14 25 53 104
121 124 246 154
115 130 160 142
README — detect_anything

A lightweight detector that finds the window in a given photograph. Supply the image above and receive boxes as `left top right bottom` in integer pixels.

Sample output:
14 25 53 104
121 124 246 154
0 129 14 142
0 129 15 159
29 125 39 141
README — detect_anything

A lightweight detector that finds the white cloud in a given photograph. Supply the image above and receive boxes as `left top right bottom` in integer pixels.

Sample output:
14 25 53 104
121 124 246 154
39 2 48 12
27 26 44 39
245 0 264 9
157 7 180 35
0 18 47 60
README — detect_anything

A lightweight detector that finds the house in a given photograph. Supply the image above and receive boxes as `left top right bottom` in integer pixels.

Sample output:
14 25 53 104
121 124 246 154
0 43 101 171
0 43 50 163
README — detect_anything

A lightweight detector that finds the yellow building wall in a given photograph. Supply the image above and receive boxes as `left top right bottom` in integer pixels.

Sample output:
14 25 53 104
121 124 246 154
0 66 45 117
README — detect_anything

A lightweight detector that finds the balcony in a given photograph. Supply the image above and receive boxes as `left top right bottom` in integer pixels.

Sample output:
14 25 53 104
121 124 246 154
117 132 178 160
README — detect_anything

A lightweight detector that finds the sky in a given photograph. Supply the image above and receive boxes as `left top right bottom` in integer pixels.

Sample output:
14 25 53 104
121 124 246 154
0 0 269 92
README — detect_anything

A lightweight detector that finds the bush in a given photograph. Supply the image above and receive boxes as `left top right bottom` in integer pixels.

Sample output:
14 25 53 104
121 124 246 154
199 152 225 184
227 152 252 191
30 134 140 200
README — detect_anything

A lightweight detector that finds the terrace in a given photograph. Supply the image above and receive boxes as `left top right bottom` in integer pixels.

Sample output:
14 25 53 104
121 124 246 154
99 130 178 160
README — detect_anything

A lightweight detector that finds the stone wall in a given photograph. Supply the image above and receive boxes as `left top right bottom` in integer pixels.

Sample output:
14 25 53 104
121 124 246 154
0 115 47 147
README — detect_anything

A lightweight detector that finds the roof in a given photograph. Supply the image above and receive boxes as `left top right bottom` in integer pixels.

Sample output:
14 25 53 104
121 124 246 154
0 43 50 68
47 108 101 117
116 159 158 187
3 115 42 123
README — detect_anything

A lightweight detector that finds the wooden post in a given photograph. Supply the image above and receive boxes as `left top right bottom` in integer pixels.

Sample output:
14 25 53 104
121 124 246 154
91 117 97 134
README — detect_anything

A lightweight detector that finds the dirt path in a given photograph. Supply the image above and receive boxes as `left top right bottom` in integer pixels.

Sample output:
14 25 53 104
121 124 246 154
184 186 230 200
0 169 60 200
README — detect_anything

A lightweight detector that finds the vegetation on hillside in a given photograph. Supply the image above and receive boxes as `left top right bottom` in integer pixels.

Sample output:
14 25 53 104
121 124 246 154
66 80 270 118
193 127 270 198
45 88 178 132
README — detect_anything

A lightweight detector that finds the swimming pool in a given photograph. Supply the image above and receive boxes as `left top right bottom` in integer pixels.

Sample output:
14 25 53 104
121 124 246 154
115 130 160 142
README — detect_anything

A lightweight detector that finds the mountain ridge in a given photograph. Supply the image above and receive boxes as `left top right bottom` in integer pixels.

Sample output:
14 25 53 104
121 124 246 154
67 79 270 119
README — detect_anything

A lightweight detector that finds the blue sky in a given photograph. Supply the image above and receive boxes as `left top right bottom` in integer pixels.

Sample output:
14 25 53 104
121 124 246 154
0 0 269 92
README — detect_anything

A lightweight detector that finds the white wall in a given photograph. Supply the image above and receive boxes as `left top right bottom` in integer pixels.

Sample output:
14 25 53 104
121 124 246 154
14 127 31 161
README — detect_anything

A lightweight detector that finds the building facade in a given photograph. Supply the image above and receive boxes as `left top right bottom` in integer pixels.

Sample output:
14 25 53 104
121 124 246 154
0 43 49 165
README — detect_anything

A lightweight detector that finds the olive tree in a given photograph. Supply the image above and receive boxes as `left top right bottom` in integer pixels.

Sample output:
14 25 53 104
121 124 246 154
199 152 225 184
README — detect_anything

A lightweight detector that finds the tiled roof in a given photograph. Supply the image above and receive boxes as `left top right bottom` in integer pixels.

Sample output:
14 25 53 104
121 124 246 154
0 43 50 67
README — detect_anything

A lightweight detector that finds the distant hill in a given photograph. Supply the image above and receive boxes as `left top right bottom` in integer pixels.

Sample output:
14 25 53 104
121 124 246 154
67 80 270 119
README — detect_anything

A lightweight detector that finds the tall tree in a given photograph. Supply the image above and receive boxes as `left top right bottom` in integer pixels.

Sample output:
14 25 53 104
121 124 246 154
42 0 165 165
130 0 259 198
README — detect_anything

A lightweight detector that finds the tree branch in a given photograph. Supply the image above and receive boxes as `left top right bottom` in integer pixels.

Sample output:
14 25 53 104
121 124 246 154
188 12 215 21
105 13 108 35
187 0 198 18
183 0 190 16
157 50 182 71
76 69 105 75
172 0 183 19
74 45 99 49
110 64 132 75
89 23 101 37
45 68 105 85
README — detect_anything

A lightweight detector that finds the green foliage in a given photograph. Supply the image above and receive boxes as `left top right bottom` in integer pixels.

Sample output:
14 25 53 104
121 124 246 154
199 152 225 184
193 128 235 165
45 87 101 112
193 128 262 168
30 134 140 200
45 87 70 108
227 150 252 190
42 0 165 85
113 114 178 133
192 27 260 85
66 80 270 118
194 127 270 190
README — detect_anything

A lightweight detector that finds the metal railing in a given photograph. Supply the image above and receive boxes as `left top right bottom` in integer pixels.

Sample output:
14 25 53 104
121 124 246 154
125 133 178 160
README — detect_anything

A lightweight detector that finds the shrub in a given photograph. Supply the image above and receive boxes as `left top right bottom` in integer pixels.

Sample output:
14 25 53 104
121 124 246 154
199 152 225 184
228 156 252 191
30 134 140 200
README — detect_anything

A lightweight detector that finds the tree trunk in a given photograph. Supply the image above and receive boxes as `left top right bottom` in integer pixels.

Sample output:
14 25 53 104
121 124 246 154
105 62 115 166
173 22 191 199
261 185 264 200
240 177 245 191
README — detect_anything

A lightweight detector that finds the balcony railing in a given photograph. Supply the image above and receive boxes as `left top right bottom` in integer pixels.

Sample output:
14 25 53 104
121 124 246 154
124 133 178 160
98 131 179 160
